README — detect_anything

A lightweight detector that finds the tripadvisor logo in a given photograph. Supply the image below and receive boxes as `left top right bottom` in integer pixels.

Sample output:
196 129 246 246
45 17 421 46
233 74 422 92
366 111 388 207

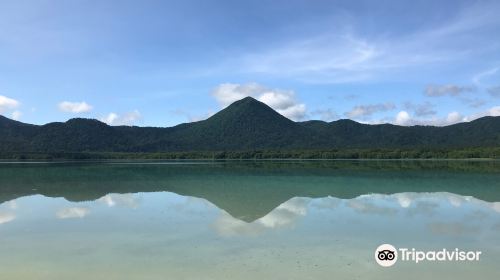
375 244 398 267
375 244 482 267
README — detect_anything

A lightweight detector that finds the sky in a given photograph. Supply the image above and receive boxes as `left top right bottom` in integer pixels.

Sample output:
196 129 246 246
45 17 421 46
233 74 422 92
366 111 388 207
0 0 499 127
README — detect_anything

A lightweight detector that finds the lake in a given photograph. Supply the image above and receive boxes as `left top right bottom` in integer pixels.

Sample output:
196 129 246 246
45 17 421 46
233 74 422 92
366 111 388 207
0 160 499 279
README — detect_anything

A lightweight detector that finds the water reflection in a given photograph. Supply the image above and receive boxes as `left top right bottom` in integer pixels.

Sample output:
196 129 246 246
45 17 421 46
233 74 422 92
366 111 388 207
98 194 141 209
2 191 500 233
214 197 309 237
0 191 499 280
1 160 500 223
0 212 15 224
56 207 90 219
0 161 500 279
0 199 17 224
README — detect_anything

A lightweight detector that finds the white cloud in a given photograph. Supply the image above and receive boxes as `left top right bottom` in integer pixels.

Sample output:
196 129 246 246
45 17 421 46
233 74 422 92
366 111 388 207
11 110 22 120
102 113 118 124
0 95 19 113
394 110 462 126
212 83 262 107
258 91 297 110
274 103 306 121
424 84 475 97
486 106 500 116
395 111 411 125
100 110 142 126
212 83 307 120
345 103 395 119
446 111 463 124
392 106 500 126
56 207 89 219
58 101 93 113
464 106 500 121
422 84 488 108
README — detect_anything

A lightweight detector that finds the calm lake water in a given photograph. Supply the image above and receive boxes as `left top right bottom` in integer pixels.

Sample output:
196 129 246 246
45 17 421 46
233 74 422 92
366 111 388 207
0 160 499 279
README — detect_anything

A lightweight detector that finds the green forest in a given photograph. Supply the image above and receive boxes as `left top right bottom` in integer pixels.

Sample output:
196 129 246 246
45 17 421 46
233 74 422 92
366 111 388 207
2 147 499 160
1 97 499 159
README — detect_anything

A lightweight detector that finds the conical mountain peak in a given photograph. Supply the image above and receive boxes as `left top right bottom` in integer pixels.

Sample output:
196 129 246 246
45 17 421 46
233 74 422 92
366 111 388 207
236 96 259 103
206 96 293 124
222 96 273 112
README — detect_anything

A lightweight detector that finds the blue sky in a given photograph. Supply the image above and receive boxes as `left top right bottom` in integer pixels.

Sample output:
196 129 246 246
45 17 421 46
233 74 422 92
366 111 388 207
0 0 499 127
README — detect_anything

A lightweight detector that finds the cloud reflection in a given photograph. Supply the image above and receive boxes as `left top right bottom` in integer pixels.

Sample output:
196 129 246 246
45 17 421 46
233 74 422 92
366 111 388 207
392 192 499 215
6 200 18 210
213 197 310 237
347 196 398 216
213 192 499 237
56 207 90 219
394 193 419 208
310 196 341 210
98 193 140 209
354 192 500 217
0 212 15 224
492 202 500 213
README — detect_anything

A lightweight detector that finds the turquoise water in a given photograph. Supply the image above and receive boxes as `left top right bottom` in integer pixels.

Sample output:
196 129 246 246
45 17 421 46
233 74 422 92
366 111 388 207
0 161 499 279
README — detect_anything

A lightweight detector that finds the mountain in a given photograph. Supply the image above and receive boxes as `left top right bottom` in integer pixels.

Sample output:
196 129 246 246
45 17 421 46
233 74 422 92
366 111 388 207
1 97 500 155
152 97 323 151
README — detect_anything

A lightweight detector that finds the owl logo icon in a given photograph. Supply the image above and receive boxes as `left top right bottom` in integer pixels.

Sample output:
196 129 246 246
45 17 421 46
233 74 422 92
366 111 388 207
378 249 396 261
375 244 398 267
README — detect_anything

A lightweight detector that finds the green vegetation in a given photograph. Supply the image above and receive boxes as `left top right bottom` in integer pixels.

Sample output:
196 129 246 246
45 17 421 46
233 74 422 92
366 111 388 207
1 147 499 160
1 97 499 159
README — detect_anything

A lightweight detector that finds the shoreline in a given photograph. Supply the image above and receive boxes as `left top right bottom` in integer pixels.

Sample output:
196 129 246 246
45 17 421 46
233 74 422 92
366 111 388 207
1 147 499 161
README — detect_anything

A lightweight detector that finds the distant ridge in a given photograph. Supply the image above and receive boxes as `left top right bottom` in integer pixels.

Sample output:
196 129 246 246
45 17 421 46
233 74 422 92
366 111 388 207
1 97 500 154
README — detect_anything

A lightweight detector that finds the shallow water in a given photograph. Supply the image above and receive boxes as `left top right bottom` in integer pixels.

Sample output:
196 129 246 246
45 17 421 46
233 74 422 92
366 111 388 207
0 161 499 279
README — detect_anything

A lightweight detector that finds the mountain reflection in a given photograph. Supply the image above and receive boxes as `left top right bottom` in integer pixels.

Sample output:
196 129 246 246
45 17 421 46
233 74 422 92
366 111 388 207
1 190 500 244
1 161 499 280
0 161 500 222
214 197 309 236
208 192 500 237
